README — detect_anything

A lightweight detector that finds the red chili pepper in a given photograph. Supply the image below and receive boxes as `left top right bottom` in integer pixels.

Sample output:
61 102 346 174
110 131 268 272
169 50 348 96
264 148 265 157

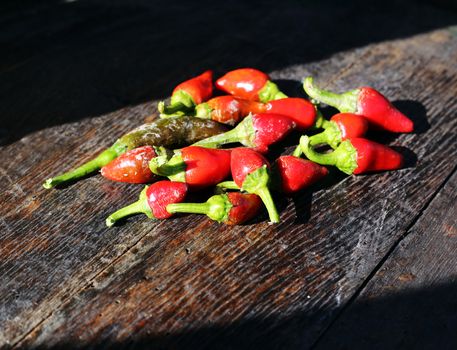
106 181 188 226
159 70 213 116
166 192 261 225
216 68 287 102
193 113 296 153
265 98 318 131
303 77 413 133
230 148 279 223
195 95 266 125
299 135 404 175
274 156 328 194
307 113 369 149
149 146 231 190
100 146 157 184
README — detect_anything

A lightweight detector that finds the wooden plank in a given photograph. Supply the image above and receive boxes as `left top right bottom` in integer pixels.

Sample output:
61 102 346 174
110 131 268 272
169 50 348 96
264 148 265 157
1 26 455 349
314 170 457 350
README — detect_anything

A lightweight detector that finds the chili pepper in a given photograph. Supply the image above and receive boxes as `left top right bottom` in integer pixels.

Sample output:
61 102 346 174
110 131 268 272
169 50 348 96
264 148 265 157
43 116 227 189
106 180 188 227
216 68 287 102
265 98 319 131
307 113 369 149
193 113 296 153
195 96 266 125
298 135 404 175
149 146 231 190
166 192 261 225
273 155 328 194
100 146 157 183
217 156 328 195
159 70 213 117
230 147 279 223
303 77 414 133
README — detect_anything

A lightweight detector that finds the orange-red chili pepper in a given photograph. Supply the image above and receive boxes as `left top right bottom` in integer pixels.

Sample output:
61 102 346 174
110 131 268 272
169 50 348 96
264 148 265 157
193 113 296 153
195 95 266 125
166 192 261 225
149 146 231 190
303 77 413 133
299 135 404 175
106 180 188 226
216 68 287 102
274 155 328 194
230 147 279 223
159 70 213 116
100 146 157 183
308 113 369 149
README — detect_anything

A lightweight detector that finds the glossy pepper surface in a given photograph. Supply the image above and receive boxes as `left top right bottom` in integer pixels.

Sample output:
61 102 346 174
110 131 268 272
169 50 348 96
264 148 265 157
159 70 213 117
303 77 413 133
149 146 231 190
216 68 287 102
231 148 279 223
195 96 266 125
308 113 369 149
43 116 227 189
265 98 318 130
166 192 261 225
106 181 188 227
193 113 296 153
101 146 157 183
274 155 328 194
299 135 404 175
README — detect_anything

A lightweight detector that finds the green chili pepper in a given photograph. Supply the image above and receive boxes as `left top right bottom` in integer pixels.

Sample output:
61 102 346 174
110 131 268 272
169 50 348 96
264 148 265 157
43 116 227 189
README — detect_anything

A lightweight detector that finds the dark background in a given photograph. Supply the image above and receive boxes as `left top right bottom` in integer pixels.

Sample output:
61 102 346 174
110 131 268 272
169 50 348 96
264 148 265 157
1 0 456 145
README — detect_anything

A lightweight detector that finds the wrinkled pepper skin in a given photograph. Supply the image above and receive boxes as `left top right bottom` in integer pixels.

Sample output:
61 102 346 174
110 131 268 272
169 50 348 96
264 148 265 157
149 146 232 190
106 181 188 226
299 135 404 175
193 113 296 154
43 116 227 189
274 156 328 194
265 98 317 130
159 70 214 116
303 77 414 133
216 68 287 102
230 148 280 223
308 113 369 149
166 192 262 225
101 146 157 183
195 96 266 125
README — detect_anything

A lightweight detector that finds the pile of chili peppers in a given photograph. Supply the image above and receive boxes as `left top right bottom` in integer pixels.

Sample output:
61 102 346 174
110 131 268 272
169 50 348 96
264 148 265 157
44 68 413 226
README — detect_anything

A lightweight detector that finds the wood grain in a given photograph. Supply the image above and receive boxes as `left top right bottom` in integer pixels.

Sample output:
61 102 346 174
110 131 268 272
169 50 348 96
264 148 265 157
0 25 455 349
313 170 457 350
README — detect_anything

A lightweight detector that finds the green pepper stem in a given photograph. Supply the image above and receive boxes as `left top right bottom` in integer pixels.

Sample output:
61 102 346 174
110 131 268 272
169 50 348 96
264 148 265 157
216 181 240 191
166 202 211 215
273 91 288 100
192 114 254 149
299 135 357 175
43 146 120 189
106 198 151 227
159 101 189 116
302 77 359 113
255 186 280 223
292 145 303 157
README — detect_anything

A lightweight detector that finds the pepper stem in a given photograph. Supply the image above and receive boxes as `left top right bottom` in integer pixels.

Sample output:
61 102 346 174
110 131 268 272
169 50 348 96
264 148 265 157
216 181 240 192
308 120 341 149
166 194 231 223
158 90 195 117
192 114 255 149
299 135 357 175
241 165 279 223
149 149 186 182
302 77 359 113
258 80 288 103
43 145 121 189
106 186 153 227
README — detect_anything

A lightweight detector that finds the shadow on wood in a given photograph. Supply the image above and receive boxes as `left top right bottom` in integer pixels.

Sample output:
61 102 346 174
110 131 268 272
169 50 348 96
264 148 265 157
25 280 457 349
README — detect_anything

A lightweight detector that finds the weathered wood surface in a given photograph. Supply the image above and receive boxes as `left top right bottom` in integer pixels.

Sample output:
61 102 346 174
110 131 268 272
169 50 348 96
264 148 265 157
1 1 457 349
314 171 457 350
